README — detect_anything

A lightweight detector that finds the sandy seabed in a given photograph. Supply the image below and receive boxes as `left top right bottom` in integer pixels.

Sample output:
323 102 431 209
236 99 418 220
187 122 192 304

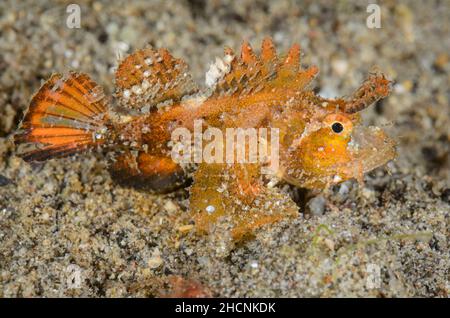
0 0 449 297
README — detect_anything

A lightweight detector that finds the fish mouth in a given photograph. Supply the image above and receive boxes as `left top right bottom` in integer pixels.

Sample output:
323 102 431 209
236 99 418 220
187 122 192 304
343 126 396 177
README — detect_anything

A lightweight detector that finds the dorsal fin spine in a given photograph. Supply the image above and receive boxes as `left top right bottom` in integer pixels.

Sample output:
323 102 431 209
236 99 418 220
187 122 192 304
209 39 318 98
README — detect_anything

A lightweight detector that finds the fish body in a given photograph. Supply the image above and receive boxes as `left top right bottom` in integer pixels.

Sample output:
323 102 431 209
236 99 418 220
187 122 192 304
15 38 396 239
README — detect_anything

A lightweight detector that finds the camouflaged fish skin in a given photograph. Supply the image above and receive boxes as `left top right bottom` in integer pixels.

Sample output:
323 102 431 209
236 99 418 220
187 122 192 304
14 38 396 240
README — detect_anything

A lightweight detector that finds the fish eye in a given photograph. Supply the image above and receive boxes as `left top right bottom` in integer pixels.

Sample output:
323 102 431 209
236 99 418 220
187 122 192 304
331 122 344 134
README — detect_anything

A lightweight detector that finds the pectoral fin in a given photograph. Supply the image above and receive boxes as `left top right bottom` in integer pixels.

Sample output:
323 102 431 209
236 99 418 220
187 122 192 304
189 163 298 241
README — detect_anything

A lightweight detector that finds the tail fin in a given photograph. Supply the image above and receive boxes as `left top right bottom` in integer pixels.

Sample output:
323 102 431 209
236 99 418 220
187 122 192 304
14 72 110 162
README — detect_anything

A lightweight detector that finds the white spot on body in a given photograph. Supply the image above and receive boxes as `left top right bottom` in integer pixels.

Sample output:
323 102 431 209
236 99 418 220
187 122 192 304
141 125 150 133
205 55 233 87
333 175 342 183
132 85 142 95
205 205 215 214
141 80 150 90
123 89 131 99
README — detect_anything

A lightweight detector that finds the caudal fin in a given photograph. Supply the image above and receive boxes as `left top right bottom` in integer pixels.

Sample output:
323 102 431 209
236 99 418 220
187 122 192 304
14 72 110 162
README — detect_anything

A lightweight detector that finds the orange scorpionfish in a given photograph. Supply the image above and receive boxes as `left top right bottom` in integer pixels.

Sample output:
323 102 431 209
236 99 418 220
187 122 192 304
14 38 396 240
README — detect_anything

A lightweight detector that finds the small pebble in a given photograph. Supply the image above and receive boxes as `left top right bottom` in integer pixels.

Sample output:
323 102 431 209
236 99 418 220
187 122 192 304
148 249 163 269
0 175 13 186
308 195 326 216
164 200 178 213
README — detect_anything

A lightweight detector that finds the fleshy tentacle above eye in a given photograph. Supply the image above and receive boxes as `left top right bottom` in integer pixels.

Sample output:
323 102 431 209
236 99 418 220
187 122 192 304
343 73 392 114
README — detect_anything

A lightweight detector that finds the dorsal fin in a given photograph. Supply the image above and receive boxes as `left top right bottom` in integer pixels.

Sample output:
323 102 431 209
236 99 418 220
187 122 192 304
209 37 318 98
261 37 277 61
240 40 258 64
115 47 198 112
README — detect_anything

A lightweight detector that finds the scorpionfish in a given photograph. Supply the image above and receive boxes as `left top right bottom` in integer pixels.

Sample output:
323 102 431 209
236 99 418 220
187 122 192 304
14 38 396 240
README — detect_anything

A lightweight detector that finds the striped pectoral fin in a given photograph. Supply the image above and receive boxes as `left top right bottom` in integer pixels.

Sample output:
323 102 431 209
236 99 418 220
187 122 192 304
190 163 298 240
14 72 110 162
109 151 187 193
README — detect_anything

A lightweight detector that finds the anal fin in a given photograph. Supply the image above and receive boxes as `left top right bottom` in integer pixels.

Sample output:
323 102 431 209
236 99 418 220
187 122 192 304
110 151 187 193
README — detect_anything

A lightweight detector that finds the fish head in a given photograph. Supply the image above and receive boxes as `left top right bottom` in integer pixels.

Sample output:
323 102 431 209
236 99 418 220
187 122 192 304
280 109 396 189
